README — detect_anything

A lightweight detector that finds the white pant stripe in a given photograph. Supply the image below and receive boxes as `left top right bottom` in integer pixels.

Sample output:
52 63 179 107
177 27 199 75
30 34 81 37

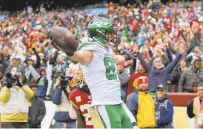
121 102 136 123
97 105 111 129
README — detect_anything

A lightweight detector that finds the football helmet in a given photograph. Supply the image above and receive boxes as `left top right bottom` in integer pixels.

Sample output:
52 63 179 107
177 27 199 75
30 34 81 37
69 69 86 88
87 17 117 46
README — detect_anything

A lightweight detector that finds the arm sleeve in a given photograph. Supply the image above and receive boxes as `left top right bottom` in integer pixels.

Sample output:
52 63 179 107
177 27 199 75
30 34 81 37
44 79 48 94
33 48 41 69
137 52 151 72
148 48 153 58
130 59 137 75
168 43 178 55
157 100 174 125
126 92 138 117
162 54 169 66
0 87 10 103
36 99 46 122
28 65 40 81
149 57 155 65
21 85 34 99
178 71 187 92
52 87 62 105
166 48 173 63
165 53 182 73
49 51 58 65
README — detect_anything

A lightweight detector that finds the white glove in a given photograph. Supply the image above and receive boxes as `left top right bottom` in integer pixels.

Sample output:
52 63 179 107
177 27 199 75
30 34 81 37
133 126 140 129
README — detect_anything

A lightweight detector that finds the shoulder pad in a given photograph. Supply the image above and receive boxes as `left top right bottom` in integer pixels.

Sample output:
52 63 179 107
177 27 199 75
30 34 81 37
77 42 101 51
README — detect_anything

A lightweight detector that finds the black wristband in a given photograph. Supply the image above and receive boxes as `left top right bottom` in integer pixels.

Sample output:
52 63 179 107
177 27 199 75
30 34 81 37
65 52 74 57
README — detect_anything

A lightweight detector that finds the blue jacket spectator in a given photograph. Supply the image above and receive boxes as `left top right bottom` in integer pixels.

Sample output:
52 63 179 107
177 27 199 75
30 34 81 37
136 31 147 46
136 52 182 92
52 86 76 128
155 84 174 128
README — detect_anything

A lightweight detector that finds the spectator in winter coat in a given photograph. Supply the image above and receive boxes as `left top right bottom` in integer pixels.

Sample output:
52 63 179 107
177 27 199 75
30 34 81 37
178 57 203 93
48 67 62 99
0 78 33 128
155 84 174 128
187 46 202 67
133 44 182 96
36 67 48 99
28 84 46 128
127 76 156 128
171 59 188 92
4 58 23 77
52 77 76 128
149 45 169 66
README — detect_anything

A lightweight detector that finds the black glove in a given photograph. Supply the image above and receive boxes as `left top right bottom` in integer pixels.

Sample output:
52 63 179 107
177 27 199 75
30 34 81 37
16 76 23 88
123 49 137 60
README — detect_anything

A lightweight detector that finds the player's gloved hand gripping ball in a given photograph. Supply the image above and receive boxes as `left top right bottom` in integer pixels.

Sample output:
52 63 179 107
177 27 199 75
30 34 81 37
48 27 78 56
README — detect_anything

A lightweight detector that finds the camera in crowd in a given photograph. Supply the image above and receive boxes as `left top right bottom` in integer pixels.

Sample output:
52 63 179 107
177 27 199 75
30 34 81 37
2 73 19 86
119 49 137 59
59 75 69 89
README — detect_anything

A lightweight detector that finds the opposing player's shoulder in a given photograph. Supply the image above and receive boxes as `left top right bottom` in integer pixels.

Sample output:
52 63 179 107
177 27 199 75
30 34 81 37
69 88 79 100
77 42 102 51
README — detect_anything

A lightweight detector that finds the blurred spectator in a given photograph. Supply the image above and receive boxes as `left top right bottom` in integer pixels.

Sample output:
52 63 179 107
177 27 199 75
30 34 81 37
4 58 22 77
136 30 147 46
36 67 48 99
187 46 202 66
48 67 62 99
0 77 33 128
149 44 169 66
171 59 188 92
155 84 174 128
126 76 156 128
52 76 76 128
178 57 203 93
134 44 182 97
28 84 46 128
190 82 203 128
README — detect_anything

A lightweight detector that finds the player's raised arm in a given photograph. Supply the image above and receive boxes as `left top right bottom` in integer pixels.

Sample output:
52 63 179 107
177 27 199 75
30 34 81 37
70 51 93 65
47 27 93 65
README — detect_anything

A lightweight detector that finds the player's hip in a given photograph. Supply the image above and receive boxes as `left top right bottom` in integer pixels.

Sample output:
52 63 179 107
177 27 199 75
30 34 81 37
91 98 122 106
90 103 133 128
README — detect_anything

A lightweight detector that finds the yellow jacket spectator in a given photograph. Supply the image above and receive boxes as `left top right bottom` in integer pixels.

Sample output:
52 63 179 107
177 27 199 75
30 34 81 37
126 76 156 128
0 75 33 128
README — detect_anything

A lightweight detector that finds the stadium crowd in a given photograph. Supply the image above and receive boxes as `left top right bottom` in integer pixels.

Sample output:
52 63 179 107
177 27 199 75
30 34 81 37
0 0 203 128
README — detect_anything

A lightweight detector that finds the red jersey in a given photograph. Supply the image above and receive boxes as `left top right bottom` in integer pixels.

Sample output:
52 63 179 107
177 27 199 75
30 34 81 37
69 88 93 128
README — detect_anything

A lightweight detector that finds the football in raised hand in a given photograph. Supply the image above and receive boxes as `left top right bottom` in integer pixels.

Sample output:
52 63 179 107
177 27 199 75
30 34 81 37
48 27 78 55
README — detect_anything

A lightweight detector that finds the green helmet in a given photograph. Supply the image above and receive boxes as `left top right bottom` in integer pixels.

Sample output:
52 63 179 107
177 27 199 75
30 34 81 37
87 17 117 46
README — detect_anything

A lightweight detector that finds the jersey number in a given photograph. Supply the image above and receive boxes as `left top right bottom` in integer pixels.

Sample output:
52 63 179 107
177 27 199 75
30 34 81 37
80 104 93 126
104 57 117 80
